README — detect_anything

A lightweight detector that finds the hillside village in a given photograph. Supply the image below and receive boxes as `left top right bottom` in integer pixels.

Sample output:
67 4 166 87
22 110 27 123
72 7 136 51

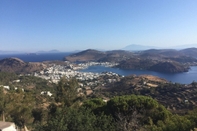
33 61 120 96
1 48 197 130
2 58 197 114
34 61 118 82
2 0 197 130
0 61 120 97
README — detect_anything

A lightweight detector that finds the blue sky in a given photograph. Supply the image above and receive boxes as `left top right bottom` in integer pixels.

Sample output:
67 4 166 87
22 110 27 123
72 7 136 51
0 0 197 52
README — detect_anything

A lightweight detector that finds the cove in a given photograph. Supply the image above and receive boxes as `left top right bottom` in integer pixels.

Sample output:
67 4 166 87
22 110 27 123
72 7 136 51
80 66 197 84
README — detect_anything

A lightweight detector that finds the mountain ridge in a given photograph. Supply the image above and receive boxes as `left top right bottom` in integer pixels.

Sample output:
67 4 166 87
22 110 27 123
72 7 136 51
123 44 197 51
122 44 159 51
64 48 197 73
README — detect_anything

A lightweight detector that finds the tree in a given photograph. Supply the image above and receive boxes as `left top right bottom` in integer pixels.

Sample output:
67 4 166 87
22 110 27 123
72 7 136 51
106 95 170 131
55 77 79 107
0 86 5 121
0 72 18 85
148 115 193 131
6 90 35 129
186 108 197 129
191 81 197 87
39 107 116 131
32 108 44 124
82 98 107 114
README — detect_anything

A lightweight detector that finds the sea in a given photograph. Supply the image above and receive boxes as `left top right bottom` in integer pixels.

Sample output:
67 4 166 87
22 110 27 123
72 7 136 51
0 53 197 84
81 65 197 84
0 53 72 62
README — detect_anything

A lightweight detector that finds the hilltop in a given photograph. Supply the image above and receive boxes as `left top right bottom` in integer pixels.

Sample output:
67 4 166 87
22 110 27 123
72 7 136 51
0 57 45 74
123 44 197 51
180 48 197 57
64 49 106 62
122 44 158 51
139 48 197 58
64 49 133 62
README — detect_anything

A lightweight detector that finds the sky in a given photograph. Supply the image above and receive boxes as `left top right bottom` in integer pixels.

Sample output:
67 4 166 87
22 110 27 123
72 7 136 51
0 0 197 52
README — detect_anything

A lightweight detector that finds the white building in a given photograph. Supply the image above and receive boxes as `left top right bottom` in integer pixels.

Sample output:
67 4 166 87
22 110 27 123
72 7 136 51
41 91 53 97
3 86 10 90
0 121 17 131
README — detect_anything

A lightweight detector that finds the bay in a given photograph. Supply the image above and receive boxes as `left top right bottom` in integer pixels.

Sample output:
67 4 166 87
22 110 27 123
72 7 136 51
80 65 197 84
1 53 197 84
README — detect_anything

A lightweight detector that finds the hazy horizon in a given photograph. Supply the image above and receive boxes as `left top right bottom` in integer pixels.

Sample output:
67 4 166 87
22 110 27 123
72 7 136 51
1 0 197 52
1 43 197 54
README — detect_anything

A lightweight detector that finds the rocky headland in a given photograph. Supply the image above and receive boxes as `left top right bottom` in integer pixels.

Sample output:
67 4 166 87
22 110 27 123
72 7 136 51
0 57 45 74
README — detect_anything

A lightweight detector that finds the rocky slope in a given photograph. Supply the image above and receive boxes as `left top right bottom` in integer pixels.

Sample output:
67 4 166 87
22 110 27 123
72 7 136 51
116 58 156 70
0 57 45 74
149 61 189 73
99 75 197 113
116 58 189 73
64 49 133 62
64 49 106 62
180 47 197 57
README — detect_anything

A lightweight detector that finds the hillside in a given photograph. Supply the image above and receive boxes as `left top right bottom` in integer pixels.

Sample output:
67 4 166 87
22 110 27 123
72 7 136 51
164 56 197 64
98 50 133 62
180 48 197 57
139 49 183 58
99 75 197 113
122 44 157 50
0 57 45 74
1 67 197 130
64 49 133 62
64 49 106 62
140 48 197 58
64 48 197 73
116 57 156 70
117 59 189 73
149 61 189 73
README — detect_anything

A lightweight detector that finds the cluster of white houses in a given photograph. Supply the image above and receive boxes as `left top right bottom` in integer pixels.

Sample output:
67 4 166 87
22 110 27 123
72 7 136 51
73 62 118 70
1 61 121 98
32 61 122 96
0 85 24 92
34 61 120 84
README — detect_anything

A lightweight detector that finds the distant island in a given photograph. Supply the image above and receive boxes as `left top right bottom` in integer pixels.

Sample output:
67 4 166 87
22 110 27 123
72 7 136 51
122 44 197 51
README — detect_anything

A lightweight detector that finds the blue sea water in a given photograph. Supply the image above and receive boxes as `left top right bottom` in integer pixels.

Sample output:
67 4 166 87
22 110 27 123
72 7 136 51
0 53 72 62
81 65 197 84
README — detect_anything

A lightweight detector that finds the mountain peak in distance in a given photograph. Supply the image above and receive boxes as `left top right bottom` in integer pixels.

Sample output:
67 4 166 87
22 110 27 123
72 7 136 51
122 44 159 51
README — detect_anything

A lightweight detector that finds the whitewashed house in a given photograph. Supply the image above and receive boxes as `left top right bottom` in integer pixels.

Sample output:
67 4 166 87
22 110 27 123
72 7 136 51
0 121 17 131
